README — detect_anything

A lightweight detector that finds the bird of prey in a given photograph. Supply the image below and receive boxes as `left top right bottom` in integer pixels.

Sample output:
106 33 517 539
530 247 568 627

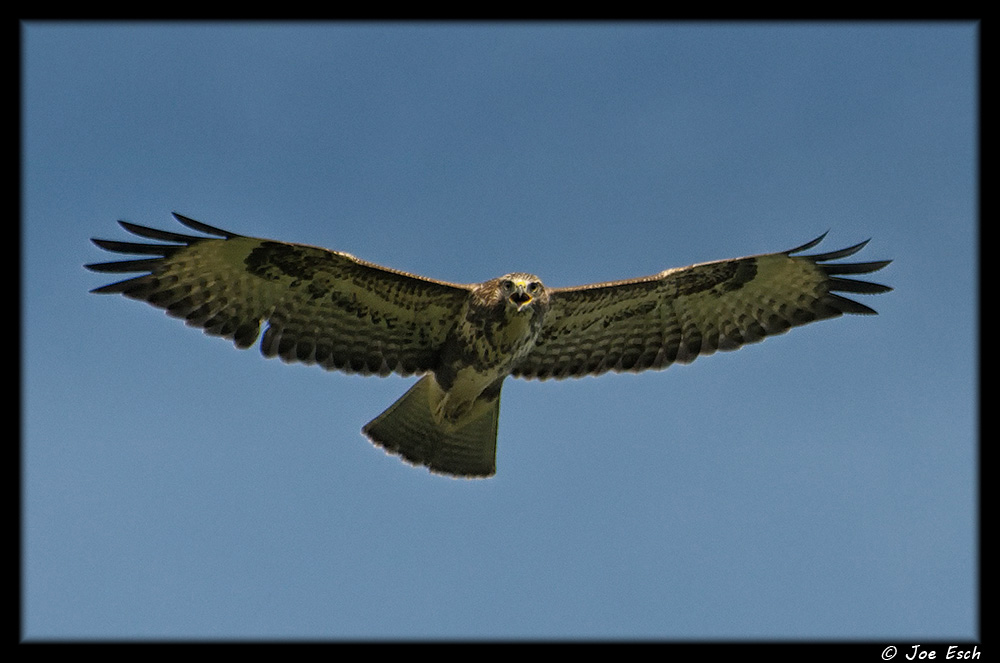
86 213 892 478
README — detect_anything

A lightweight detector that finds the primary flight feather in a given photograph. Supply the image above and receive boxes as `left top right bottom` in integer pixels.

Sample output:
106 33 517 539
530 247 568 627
87 213 892 478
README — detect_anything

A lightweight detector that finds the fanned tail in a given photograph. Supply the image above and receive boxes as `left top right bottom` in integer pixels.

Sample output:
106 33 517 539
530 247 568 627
362 375 500 478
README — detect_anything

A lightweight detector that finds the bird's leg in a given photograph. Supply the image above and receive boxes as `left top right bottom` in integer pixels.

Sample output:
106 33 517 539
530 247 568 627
433 393 475 425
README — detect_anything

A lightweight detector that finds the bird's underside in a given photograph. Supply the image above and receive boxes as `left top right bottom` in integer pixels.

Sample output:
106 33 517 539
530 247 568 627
87 213 892 478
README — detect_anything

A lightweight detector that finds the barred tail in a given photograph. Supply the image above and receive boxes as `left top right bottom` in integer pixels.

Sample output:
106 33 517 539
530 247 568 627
362 375 501 478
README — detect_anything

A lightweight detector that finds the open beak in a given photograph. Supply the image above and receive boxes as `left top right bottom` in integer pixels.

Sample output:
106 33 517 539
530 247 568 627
509 282 533 308
510 291 532 307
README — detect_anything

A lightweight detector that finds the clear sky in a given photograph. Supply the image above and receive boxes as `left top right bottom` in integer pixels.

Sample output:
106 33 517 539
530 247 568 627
23 22 977 641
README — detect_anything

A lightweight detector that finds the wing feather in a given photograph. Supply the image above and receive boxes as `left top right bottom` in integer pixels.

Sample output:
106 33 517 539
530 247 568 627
512 234 892 380
87 213 472 376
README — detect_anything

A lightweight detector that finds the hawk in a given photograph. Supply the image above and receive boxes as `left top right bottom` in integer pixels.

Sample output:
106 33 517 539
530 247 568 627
87 213 892 478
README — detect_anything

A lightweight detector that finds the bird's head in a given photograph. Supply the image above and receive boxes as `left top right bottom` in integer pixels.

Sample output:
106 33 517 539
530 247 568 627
497 273 548 313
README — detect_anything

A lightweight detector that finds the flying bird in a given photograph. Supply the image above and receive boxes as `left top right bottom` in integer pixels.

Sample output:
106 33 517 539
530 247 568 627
87 213 892 478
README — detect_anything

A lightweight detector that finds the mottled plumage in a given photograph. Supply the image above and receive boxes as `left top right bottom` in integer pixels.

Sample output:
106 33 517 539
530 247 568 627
87 213 892 478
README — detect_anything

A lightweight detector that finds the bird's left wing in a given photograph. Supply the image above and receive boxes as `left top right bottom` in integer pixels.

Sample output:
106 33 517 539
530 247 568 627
87 213 472 376
512 233 892 380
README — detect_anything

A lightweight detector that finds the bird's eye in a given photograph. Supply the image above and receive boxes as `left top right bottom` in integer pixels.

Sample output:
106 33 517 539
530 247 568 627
501 280 514 292
527 282 541 294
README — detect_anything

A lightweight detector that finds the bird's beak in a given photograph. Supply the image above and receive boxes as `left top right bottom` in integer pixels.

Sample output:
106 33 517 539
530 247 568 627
509 282 532 308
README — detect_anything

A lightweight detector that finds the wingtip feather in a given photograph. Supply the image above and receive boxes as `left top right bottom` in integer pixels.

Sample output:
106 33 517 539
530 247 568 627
171 212 240 238
786 231 830 255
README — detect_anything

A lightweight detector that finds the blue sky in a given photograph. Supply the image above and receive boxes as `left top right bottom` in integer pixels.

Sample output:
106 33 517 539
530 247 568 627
23 22 977 640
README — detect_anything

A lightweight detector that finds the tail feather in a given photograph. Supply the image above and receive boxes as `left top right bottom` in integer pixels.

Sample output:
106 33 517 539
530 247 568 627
362 375 501 478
